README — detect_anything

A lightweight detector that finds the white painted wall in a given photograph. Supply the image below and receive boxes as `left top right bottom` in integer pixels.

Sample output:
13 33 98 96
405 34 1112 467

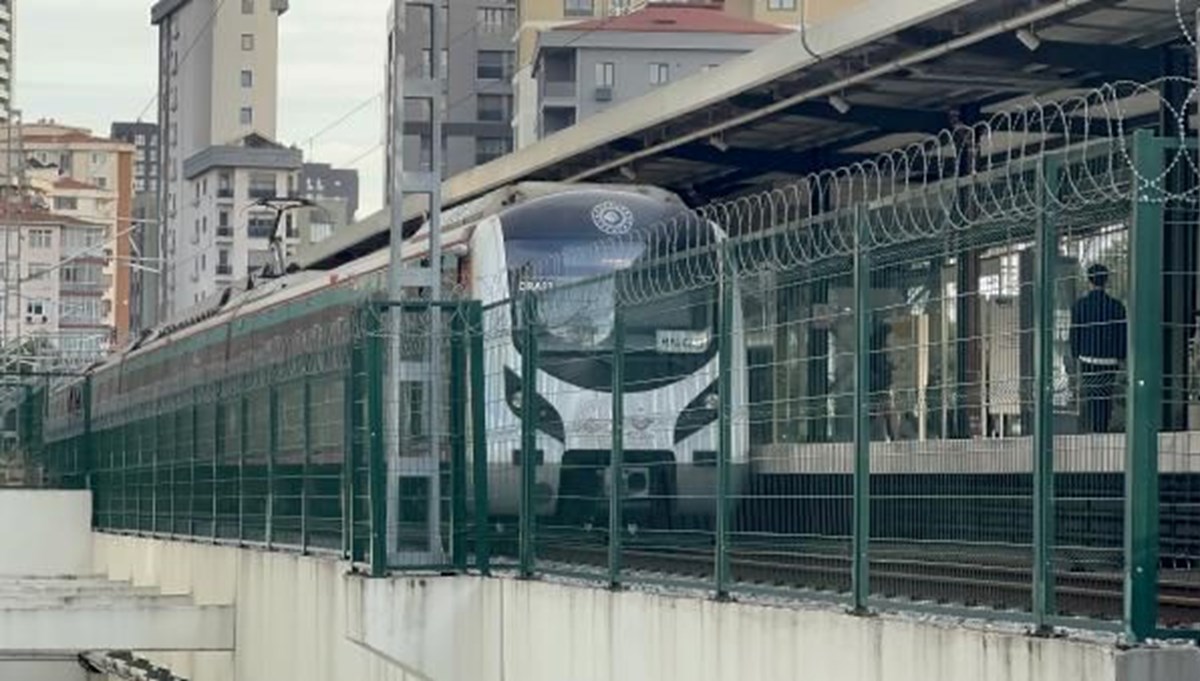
93 533 1200 681
0 658 88 681
0 491 91 577
92 536 421 681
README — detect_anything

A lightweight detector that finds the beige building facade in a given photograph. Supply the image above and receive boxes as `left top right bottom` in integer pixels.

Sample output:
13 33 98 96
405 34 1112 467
20 122 135 345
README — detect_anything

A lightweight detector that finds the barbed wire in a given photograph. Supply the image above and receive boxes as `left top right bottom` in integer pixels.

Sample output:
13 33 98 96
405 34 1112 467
446 79 1198 316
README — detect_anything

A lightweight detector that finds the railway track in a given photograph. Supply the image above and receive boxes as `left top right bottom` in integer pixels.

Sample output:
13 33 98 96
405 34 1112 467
512 530 1200 627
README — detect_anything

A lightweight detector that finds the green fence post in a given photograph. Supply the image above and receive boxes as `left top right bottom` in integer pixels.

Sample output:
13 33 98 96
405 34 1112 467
152 407 160 535
519 293 538 579
468 301 490 575
715 243 734 600
609 299 625 590
450 306 469 572
190 389 199 538
852 205 871 613
267 384 278 550
1032 154 1062 632
366 305 389 576
302 375 313 554
344 327 362 562
82 375 93 494
213 389 223 542
1125 129 1163 642
239 391 248 544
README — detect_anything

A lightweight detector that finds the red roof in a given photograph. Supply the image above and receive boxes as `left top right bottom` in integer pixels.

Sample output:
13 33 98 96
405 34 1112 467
53 177 102 191
556 3 791 35
23 132 126 146
0 204 97 227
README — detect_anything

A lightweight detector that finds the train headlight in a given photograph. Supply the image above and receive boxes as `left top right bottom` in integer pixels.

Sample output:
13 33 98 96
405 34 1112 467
703 393 720 410
510 390 522 411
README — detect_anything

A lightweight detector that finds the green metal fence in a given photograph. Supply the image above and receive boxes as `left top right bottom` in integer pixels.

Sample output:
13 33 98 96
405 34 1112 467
23 129 1200 642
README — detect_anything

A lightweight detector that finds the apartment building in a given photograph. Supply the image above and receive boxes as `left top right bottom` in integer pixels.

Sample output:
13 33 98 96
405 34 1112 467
300 162 359 225
111 121 161 334
20 122 135 345
0 0 14 117
0 207 110 360
533 4 787 139
513 0 864 147
385 0 517 191
152 0 299 319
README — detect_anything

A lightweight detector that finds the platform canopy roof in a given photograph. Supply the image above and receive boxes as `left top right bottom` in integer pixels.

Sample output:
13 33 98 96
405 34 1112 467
300 0 1199 270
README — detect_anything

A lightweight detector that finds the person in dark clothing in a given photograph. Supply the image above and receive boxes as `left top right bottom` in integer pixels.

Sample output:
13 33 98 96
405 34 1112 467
1069 264 1127 433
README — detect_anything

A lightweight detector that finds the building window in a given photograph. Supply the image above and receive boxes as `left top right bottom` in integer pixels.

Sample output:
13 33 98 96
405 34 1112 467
564 0 593 17
28 230 52 249
241 69 253 87
310 222 333 244
649 62 670 86
242 0 254 13
94 177 108 189
476 50 514 81
218 171 233 198
25 300 46 321
767 0 797 8
478 7 514 33
219 209 230 228
249 172 276 199
53 197 78 211
241 33 255 51
248 212 275 239
419 48 449 80
240 107 254 125
595 61 615 88
477 94 512 122
476 137 512 165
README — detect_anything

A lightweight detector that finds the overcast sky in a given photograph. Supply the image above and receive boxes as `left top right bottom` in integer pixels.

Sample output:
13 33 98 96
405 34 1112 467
17 0 391 214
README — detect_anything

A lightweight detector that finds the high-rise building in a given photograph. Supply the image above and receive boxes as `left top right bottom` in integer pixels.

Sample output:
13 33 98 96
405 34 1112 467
0 0 15 117
111 122 161 335
20 121 135 346
299 162 358 225
385 0 517 194
151 0 300 320
531 4 788 140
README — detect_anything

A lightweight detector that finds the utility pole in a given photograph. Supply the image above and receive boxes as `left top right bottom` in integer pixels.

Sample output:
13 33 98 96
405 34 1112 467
387 0 446 566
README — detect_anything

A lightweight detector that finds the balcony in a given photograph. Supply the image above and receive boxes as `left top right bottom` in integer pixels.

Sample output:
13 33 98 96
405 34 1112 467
216 264 232 276
216 188 234 200
542 80 577 100
248 188 276 200
216 226 233 239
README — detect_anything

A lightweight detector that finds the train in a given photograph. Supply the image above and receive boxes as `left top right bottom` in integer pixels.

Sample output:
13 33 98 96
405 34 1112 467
45 182 748 532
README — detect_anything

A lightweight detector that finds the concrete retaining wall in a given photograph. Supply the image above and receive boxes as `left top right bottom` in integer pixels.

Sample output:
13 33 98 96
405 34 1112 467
0 490 91 577
92 536 419 681
94 534 1200 681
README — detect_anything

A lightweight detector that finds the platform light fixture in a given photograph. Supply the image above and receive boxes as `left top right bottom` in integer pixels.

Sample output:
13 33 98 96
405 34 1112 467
829 94 851 115
619 164 637 180
1016 28 1041 52
709 134 729 152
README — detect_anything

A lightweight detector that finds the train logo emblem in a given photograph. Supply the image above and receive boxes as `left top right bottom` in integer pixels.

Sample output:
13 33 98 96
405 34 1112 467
591 201 634 235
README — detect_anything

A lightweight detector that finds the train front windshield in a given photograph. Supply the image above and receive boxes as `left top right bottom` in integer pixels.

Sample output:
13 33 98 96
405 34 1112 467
502 190 718 393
